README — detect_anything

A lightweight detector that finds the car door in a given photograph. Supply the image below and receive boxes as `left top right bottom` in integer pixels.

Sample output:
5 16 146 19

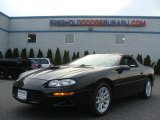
114 56 145 98
40 59 50 68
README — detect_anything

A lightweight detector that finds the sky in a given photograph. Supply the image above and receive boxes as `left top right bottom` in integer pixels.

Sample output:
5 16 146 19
0 0 160 17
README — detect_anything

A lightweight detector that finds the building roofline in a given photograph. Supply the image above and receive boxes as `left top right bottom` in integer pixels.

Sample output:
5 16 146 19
1 11 160 19
0 11 10 18
10 15 160 19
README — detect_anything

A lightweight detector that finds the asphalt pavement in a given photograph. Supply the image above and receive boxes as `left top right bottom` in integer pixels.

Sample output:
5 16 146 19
0 76 160 120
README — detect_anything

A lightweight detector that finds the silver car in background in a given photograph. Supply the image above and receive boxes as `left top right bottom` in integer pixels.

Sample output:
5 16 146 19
29 58 52 68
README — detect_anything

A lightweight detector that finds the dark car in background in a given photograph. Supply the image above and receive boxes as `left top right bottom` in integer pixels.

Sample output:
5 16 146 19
12 54 154 116
0 58 32 79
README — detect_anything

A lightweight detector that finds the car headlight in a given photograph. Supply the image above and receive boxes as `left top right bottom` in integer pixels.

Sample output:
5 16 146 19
48 79 76 87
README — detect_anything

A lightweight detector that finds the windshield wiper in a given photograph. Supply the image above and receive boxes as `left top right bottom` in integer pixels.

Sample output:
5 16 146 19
79 64 91 67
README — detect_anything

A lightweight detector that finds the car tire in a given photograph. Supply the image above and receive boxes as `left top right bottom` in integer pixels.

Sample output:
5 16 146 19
90 82 112 116
138 78 152 99
0 67 9 79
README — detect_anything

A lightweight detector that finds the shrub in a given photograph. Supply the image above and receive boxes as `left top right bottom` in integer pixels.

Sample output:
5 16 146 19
63 50 67 64
0 51 3 58
151 62 155 68
76 52 79 59
37 49 43 58
136 54 143 64
54 48 62 65
21 48 27 59
154 59 160 75
13 48 19 58
144 55 151 66
47 49 53 63
28 48 34 58
5 49 12 58
84 50 89 56
72 52 76 60
63 50 70 64
66 51 70 63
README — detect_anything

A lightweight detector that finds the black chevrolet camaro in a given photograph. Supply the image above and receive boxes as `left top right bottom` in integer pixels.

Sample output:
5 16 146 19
12 54 154 116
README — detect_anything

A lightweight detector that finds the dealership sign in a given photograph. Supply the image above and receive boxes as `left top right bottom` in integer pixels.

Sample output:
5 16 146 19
50 19 146 27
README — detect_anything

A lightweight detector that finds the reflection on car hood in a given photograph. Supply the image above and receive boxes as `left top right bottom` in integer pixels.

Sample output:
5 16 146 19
25 66 107 80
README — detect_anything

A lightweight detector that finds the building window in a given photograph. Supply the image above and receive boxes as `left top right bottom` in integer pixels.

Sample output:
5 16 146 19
65 34 75 44
28 34 36 43
115 34 125 44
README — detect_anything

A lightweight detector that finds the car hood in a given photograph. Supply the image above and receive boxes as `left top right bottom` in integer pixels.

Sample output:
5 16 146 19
23 65 108 81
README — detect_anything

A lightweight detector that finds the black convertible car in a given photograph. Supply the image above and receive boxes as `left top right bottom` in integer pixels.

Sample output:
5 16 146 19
12 54 154 116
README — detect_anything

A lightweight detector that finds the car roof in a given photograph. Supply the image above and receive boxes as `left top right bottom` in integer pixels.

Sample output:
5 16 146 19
88 53 131 57
107 53 132 56
28 58 49 59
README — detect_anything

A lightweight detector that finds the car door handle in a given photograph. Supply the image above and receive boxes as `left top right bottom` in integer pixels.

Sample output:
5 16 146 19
140 72 143 75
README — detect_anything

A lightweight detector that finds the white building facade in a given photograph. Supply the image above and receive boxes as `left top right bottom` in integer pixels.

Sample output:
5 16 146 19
0 12 160 62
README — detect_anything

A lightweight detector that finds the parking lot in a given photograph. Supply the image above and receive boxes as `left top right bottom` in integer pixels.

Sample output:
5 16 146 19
0 76 160 120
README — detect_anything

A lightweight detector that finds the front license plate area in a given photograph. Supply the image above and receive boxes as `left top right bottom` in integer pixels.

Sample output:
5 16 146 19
17 89 27 101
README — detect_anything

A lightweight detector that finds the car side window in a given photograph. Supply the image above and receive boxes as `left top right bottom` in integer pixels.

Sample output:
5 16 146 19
40 59 49 64
120 57 137 68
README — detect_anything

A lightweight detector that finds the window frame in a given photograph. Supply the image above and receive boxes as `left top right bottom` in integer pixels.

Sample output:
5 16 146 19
64 34 75 44
28 34 36 43
115 34 125 44
120 56 138 68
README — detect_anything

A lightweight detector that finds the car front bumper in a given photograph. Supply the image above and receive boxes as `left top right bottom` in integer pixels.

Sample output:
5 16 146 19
12 86 92 106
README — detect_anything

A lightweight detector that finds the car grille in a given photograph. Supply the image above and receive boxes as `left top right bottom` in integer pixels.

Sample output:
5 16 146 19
28 90 44 102
13 86 45 103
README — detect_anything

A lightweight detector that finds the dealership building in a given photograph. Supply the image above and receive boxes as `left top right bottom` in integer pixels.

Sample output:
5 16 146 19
0 11 160 62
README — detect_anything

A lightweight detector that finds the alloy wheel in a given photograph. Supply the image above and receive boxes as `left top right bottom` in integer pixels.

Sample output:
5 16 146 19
96 86 110 113
146 80 152 97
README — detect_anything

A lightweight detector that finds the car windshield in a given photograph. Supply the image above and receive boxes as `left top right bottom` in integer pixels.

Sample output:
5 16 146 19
31 60 37 64
69 54 120 67
33 59 40 64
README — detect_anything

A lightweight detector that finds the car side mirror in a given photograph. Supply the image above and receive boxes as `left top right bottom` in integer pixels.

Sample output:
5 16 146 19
116 65 130 73
120 65 130 70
